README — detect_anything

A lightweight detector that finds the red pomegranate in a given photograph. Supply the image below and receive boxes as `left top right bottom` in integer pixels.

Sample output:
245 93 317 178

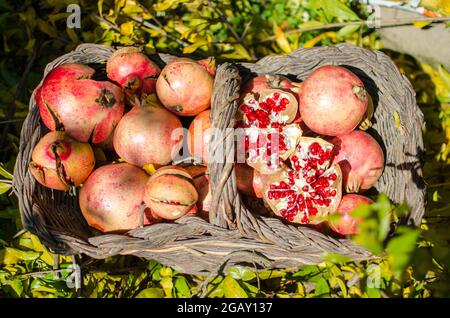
113 102 184 167
329 194 373 235
156 57 215 116
237 89 302 174
144 166 198 220
299 65 368 136
106 47 161 96
29 131 95 191
262 137 342 224
235 163 265 198
188 110 212 164
79 163 158 233
329 130 384 193
36 63 124 144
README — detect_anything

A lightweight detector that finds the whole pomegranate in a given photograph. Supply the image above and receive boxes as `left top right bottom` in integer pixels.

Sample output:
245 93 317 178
144 166 198 220
79 163 157 233
262 137 342 224
185 165 211 218
236 88 302 174
113 102 183 167
235 163 265 198
329 194 373 235
106 47 161 96
299 65 368 136
156 57 215 116
329 130 384 193
188 110 212 164
36 64 124 144
29 131 95 191
240 74 302 99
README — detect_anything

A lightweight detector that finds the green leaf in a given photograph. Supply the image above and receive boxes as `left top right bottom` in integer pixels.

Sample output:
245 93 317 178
9 279 23 297
315 277 330 297
366 287 381 298
337 24 360 38
174 276 191 297
322 253 351 264
386 227 420 276
1 247 40 265
222 275 248 298
228 266 256 281
135 288 164 298
0 182 12 195
0 164 13 179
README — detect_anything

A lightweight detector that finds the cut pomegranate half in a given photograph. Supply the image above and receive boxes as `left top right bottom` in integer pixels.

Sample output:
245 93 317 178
262 137 342 224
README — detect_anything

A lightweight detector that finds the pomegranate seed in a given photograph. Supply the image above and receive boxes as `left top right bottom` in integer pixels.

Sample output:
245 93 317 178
309 207 318 216
328 173 337 181
273 92 280 100
330 189 336 197
302 185 309 192
309 142 322 155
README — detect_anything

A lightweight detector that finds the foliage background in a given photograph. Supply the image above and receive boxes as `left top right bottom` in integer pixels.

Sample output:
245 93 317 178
0 0 449 298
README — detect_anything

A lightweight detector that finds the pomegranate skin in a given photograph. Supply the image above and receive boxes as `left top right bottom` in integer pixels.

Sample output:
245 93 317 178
144 166 198 220
235 163 264 198
188 110 212 164
106 47 161 96
156 57 214 116
36 64 124 144
113 103 183 167
79 163 154 233
29 131 95 191
299 65 368 136
329 194 373 235
329 130 384 193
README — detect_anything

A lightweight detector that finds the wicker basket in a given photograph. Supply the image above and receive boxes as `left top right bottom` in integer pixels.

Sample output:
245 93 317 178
12 43 426 276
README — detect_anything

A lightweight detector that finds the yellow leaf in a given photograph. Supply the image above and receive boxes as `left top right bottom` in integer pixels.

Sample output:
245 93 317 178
120 21 134 36
160 277 173 297
143 164 157 175
30 234 54 266
413 21 432 28
303 32 336 48
183 39 209 54
274 24 291 54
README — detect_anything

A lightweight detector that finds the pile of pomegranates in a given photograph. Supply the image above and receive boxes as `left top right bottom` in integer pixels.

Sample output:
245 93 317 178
29 47 385 238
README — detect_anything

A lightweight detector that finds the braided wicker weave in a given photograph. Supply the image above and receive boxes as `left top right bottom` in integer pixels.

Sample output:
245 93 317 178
12 43 426 276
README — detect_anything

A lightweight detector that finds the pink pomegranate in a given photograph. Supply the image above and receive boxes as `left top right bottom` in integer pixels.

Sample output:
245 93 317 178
240 74 302 99
29 131 95 191
188 110 212 164
79 163 157 233
156 57 215 116
262 137 342 224
329 194 373 235
36 63 124 144
106 47 161 96
144 166 198 220
299 65 368 136
236 89 302 174
113 102 184 167
235 163 265 198
185 165 211 218
329 130 384 193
